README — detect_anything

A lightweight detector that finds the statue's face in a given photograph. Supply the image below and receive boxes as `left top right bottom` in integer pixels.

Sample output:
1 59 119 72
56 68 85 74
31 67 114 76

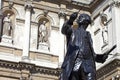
77 14 91 25
43 21 46 25
7 13 10 18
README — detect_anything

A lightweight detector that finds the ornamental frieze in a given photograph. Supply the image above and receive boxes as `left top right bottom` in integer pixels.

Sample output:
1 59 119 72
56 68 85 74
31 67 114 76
0 60 60 76
96 59 120 79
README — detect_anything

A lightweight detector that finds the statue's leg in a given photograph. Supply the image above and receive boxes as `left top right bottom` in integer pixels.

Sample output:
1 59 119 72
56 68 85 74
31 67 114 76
69 67 86 80
71 66 96 80
69 71 79 80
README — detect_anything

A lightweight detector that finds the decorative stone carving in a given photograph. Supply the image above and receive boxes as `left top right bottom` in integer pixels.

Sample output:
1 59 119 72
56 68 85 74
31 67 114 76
8 0 14 9
0 60 60 76
24 1 33 12
58 11 66 18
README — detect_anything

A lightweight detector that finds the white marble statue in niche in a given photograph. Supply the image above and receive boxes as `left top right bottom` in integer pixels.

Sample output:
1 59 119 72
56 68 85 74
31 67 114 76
38 20 50 51
3 13 13 37
102 26 108 45
100 13 108 47
39 21 48 43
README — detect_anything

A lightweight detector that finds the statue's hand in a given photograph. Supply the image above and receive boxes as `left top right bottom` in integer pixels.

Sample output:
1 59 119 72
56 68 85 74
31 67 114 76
95 54 108 63
102 53 108 63
96 45 116 63
68 12 78 25
70 12 78 21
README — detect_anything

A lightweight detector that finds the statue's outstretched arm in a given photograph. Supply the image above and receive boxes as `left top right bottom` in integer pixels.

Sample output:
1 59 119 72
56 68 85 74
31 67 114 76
95 45 116 63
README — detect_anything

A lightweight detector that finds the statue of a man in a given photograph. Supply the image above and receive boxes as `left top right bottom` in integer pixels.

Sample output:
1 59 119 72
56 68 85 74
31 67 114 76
60 12 109 80
102 26 108 45
3 13 12 36
39 21 48 43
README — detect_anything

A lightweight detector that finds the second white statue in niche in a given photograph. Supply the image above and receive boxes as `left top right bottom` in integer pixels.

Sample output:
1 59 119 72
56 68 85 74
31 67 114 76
3 13 12 36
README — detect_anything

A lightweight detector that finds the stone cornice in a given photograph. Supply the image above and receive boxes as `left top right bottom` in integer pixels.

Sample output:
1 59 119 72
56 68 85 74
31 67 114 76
96 59 120 79
0 59 60 76
4 0 104 14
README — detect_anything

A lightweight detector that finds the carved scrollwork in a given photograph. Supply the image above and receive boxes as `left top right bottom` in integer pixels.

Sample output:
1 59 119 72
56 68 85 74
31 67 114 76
96 59 120 79
43 10 49 17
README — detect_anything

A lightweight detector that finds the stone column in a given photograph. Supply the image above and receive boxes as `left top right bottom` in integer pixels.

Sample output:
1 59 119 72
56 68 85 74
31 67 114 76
58 11 66 67
22 2 33 61
111 1 120 55
0 0 2 41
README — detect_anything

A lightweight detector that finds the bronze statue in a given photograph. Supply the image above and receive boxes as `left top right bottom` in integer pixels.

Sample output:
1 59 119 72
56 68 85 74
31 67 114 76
60 12 116 80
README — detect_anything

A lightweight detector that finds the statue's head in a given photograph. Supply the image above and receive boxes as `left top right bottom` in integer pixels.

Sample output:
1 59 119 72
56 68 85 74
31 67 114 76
77 13 91 26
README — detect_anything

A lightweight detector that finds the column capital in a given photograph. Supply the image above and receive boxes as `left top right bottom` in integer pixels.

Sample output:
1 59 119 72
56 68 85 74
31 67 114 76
24 1 33 11
8 0 14 9
58 11 66 18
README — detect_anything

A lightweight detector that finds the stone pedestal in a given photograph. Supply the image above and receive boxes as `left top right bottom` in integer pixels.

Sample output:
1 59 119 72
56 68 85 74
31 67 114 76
38 43 50 51
1 35 13 44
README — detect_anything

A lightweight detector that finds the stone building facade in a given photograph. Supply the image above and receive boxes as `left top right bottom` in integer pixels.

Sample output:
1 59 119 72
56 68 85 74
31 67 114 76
0 0 119 80
92 0 120 80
